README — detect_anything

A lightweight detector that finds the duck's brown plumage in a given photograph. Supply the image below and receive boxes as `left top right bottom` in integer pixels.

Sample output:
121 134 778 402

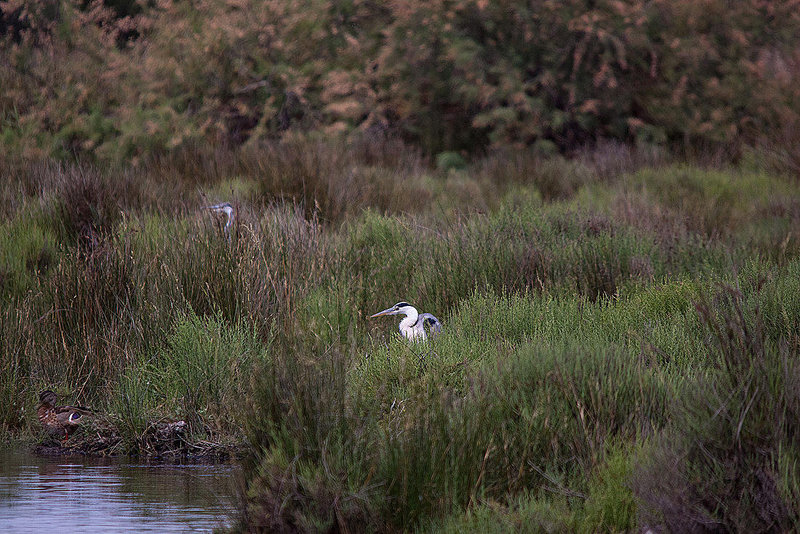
37 390 92 440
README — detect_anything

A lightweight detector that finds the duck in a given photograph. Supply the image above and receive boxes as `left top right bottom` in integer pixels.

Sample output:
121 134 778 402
37 390 93 441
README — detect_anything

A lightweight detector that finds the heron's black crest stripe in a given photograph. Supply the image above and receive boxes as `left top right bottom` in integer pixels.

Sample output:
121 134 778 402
395 302 410 308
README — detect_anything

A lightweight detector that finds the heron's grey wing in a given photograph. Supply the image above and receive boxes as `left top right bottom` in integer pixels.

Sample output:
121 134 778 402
205 202 233 212
420 313 442 335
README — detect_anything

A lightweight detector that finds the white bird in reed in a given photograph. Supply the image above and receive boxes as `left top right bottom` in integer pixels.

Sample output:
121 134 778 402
370 301 442 342
205 202 234 240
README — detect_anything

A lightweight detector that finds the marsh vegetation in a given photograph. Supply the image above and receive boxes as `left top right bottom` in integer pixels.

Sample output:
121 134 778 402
1 138 799 531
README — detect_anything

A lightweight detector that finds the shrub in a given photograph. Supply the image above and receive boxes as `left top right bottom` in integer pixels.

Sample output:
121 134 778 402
240 345 381 532
372 339 669 528
633 286 800 531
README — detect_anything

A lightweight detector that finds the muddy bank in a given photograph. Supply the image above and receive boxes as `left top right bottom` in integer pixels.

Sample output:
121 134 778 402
28 419 241 463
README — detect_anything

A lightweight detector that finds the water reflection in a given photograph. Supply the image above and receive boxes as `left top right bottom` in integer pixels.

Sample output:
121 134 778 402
0 447 238 533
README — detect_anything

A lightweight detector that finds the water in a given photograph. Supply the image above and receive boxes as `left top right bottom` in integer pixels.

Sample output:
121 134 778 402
0 447 239 533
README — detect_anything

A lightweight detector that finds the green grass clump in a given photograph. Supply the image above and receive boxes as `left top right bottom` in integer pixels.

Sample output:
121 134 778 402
148 311 264 432
110 311 265 452
0 308 27 433
580 444 638 533
0 208 60 301
424 494 573 534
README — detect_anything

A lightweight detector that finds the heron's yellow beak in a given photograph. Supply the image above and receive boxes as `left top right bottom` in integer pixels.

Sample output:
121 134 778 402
370 307 394 318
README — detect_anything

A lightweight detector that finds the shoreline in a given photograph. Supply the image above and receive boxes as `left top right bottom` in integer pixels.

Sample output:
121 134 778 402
3 432 244 464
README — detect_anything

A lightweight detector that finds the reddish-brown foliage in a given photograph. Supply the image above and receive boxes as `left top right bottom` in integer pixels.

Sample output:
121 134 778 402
1 0 799 159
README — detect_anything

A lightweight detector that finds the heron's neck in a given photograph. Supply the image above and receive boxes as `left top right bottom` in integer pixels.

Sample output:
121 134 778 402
399 307 419 328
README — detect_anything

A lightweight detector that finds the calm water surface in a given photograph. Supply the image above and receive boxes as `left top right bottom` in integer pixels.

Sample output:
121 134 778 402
0 447 238 533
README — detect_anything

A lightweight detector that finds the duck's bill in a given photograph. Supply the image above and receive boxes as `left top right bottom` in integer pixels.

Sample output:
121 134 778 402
370 308 394 318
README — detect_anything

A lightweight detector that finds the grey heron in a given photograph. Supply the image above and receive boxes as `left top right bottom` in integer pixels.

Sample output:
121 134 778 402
370 301 442 341
205 202 234 240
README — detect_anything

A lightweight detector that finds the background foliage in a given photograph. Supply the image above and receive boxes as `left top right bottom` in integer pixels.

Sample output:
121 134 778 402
2 0 800 161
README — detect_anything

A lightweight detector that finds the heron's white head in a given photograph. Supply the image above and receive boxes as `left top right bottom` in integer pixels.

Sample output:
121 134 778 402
370 301 416 318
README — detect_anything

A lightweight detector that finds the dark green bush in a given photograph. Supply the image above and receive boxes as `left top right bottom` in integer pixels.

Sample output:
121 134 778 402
633 286 800 531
